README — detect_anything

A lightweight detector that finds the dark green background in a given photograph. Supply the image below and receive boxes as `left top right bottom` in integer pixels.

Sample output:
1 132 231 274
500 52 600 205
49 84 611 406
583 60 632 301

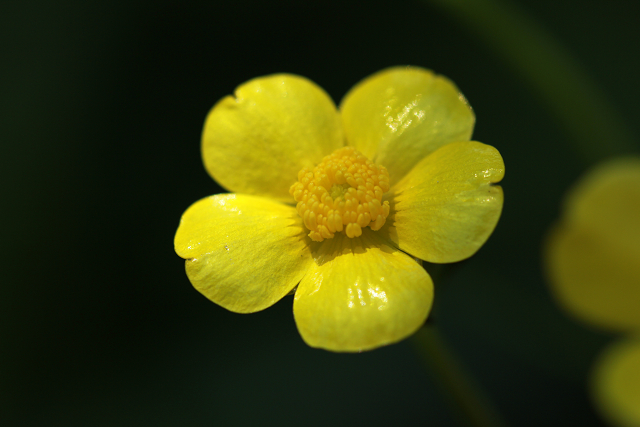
3 0 639 425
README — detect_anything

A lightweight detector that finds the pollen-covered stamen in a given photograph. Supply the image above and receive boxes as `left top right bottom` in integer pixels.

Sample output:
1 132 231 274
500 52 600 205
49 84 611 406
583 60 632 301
289 147 391 242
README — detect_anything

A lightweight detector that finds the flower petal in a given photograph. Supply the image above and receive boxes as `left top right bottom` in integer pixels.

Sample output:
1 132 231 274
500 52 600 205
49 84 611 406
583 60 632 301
175 194 313 313
386 141 504 263
202 75 344 203
591 339 640 427
546 225 640 332
293 231 433 352
340 66 475 185
565 159 640 258
546 159 640 332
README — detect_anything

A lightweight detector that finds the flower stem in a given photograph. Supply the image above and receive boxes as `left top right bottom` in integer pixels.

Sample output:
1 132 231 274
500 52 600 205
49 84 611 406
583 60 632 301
411 325 508 427
421 0 637 163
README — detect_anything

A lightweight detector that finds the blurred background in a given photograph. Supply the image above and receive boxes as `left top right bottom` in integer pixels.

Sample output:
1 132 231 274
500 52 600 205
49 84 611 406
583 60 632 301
2 0 639 425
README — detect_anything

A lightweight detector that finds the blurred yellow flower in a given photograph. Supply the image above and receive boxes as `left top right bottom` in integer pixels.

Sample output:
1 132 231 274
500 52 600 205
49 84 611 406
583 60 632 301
592 339 640 427
175 66 505 352
546 159 640 426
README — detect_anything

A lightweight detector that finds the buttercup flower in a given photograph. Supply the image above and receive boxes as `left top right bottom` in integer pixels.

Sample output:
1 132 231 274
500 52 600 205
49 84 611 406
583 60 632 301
546 159 640 426
592 339 640 427
175 66 505 352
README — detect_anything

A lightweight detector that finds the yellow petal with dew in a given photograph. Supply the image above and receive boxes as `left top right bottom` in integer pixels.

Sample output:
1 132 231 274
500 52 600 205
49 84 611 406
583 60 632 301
591 339 640 427
202 74 344 203
386 141 504 263
175 194 313 313
340 66 475 186
293 230 433 352
546 159 640 332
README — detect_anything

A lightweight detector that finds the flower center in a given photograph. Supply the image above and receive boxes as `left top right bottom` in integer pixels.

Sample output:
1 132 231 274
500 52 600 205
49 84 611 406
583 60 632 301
290 147 391 242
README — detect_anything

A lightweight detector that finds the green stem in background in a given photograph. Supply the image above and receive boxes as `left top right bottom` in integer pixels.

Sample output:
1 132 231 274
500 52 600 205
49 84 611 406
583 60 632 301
411 326 508 427
422 0 637 163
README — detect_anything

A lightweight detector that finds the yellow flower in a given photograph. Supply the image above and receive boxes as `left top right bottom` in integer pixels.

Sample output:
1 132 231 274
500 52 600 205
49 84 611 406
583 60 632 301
174 66 505 352
592 339 640 427
546 159 640 426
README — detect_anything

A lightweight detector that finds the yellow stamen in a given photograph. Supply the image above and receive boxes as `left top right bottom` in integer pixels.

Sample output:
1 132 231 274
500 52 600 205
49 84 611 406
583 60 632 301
289 147 390 242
